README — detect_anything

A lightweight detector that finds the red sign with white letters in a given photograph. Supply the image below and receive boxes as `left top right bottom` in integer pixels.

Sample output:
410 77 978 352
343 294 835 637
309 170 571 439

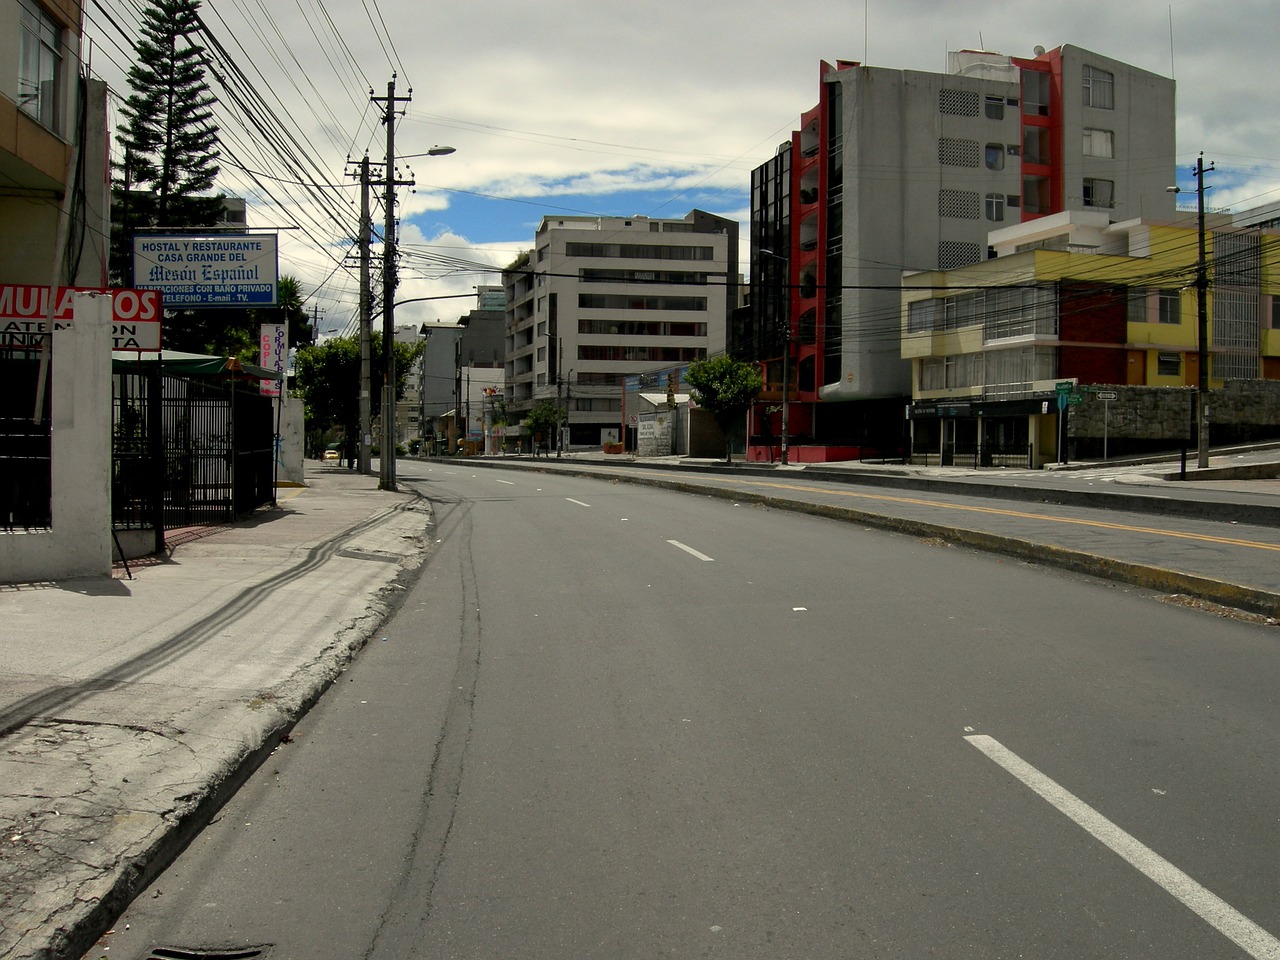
0 284 163 350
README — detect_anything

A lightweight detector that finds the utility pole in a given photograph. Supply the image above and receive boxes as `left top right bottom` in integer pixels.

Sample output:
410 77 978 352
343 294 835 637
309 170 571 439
555 336 564 457
371 76 414 491
1193 153 1215 470
357 155 373 475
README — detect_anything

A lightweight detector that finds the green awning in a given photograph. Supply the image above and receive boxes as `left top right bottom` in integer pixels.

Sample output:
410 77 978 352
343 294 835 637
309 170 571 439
111 350 282 380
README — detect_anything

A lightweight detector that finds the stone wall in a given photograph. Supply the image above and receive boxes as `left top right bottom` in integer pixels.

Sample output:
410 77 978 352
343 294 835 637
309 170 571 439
1068 380 1280 458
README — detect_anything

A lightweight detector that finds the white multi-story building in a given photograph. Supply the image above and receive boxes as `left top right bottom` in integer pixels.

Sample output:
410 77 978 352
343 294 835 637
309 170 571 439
504 211 738 448
745 43 1177 461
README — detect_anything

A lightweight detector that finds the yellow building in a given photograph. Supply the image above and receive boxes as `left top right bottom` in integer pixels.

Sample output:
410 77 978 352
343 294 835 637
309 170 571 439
901 210 1280 466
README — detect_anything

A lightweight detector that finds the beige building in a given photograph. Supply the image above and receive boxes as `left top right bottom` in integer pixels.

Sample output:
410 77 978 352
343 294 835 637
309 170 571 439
2 0 110 287
504 211 738 449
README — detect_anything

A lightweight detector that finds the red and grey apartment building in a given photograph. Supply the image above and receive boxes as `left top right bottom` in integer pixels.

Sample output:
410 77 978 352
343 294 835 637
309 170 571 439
739 44 1176 463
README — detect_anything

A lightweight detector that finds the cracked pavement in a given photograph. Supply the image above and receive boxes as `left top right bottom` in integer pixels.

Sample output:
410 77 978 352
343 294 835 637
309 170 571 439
0 468 431 960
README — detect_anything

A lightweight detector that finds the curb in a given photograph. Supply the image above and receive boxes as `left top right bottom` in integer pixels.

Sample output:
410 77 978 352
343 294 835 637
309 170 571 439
17 499 432 960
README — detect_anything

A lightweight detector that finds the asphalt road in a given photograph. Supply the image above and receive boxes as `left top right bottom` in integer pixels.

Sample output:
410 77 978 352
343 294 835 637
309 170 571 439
89 462 1280 960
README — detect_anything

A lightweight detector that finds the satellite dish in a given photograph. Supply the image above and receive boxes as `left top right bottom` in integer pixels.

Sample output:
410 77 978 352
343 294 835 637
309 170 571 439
1034 45 1046 56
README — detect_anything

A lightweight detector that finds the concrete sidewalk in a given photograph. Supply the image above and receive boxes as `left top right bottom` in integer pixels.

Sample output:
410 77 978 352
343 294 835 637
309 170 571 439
1 468 431 960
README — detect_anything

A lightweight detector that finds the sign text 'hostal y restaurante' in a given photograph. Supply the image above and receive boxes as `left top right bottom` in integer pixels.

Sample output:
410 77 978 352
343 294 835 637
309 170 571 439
133 234 279 307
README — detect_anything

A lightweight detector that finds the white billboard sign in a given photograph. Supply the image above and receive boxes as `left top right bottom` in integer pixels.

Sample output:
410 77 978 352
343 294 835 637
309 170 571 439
133 234 278 307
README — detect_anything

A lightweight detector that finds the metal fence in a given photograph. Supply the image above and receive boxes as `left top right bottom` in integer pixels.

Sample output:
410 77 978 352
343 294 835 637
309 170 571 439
3 350 277 545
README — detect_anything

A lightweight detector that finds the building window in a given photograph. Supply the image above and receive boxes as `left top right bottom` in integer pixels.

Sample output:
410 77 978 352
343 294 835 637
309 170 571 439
1023 175 1051 214
564 242 714 261
1083 128 1114 158
908 299 937 334
578 293 707 312
1022 70 1051 116
984 96 1004 120
18 0 62 133
985 194 1005 222
1158 289 1181 324
1023 127 1050 165
1157 352 1182 376
984 144 1005 171
1128 288 1149 324
1082 178 1114 209
1082 65 1115 109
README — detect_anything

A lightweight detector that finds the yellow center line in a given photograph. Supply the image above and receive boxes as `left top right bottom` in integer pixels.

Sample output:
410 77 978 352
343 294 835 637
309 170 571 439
685 473 1280 554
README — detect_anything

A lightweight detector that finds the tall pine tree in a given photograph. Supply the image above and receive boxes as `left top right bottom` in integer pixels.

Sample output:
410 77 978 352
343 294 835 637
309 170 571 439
111 0 230 352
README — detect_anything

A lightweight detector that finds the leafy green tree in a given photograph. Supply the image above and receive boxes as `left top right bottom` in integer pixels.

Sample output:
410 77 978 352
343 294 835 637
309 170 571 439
248 275 313 360
115 0 222 229
294 334 423 461
111 0 240 354
522 399 561 453
686 354 764 462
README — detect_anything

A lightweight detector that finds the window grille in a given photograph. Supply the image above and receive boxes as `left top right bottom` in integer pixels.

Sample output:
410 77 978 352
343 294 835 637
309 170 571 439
938 138 980 167
938 89 980 117
939 190 981 220
937 241 982 270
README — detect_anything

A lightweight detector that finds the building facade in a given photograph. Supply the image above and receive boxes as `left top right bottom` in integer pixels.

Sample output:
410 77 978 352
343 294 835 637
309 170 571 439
2 0 109 287
743 44 1176 462
504 211 737 449
902 210 1280 466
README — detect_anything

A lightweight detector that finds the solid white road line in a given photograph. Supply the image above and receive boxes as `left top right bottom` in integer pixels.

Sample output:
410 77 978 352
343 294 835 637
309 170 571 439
566 498 591 507
495 479 515 485
966 734 1280 960
667 540 714 562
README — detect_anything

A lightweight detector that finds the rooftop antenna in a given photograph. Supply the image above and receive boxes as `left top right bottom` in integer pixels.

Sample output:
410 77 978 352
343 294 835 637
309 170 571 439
1168 5 1176 79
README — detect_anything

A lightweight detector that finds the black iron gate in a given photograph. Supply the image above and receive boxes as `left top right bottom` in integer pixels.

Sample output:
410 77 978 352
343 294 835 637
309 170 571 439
113 365 163 542
161 374 275 528
1 350 53 531
111 366 277 539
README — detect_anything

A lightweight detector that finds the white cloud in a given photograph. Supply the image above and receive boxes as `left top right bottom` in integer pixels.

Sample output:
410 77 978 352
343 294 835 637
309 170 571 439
88 0 1280 317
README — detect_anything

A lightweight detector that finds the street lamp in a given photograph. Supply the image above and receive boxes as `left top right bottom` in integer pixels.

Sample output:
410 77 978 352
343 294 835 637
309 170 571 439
760 248 790 465
1168 152 1214 470
402 146 457 159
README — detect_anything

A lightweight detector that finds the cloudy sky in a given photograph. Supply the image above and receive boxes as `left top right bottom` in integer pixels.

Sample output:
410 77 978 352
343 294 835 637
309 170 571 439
85 0 1280 335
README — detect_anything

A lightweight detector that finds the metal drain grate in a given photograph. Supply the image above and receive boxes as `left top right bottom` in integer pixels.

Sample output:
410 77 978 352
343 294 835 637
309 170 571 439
144 947 271 960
